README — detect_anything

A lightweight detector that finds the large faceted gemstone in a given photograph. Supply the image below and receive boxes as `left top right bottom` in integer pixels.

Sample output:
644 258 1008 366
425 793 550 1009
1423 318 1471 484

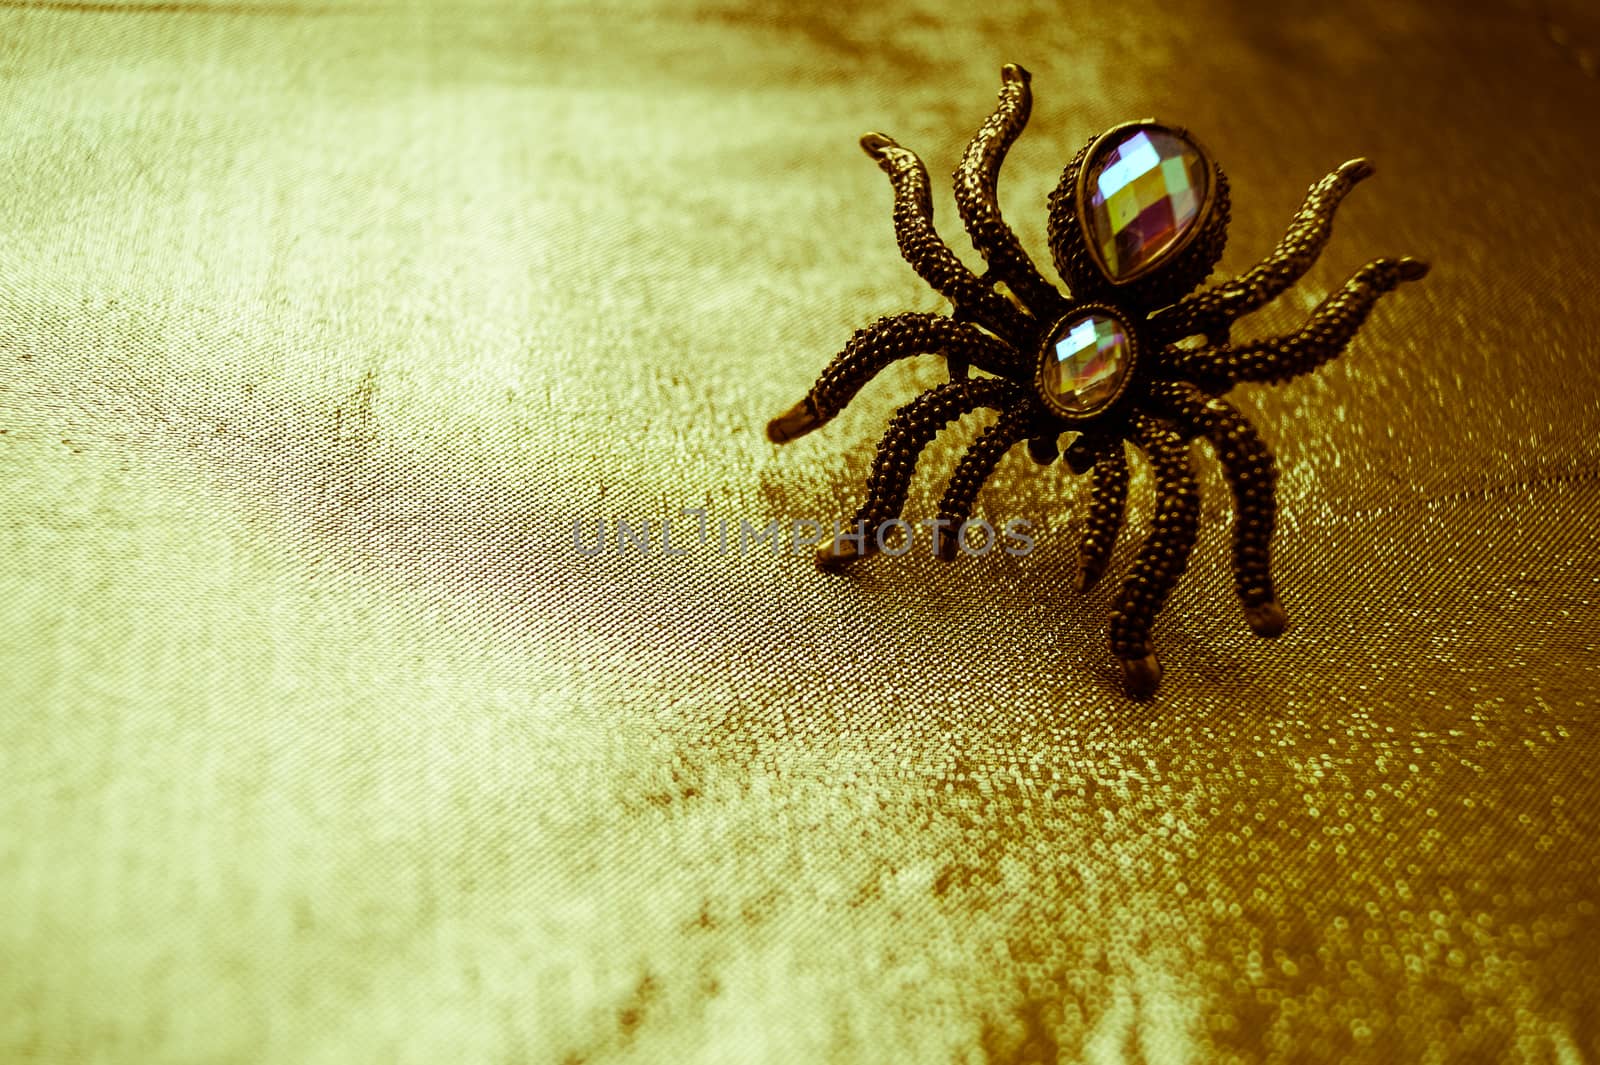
1083 127 1209 280
1040 312 1131 415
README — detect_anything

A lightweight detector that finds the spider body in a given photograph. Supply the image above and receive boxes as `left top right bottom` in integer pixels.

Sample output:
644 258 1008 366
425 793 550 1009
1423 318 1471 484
766 65 1426 698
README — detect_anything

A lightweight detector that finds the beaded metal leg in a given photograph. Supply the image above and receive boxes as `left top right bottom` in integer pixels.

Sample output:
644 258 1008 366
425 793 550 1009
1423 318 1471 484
951 64 1065 320
860 132 1038 349
1152 381 1285 636
1163 257 1429 388
1151 158 1378 344
1110 415 1200 699
767 313 1026 443
818 378 1025 569
932 402 1036 561
1077 440 1129 592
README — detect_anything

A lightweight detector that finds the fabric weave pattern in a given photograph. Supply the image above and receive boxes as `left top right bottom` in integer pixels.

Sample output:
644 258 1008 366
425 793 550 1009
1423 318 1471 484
2 1 1598 1062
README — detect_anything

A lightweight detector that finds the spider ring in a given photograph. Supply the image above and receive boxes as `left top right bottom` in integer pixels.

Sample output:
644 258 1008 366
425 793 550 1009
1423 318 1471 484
766 64 1427 699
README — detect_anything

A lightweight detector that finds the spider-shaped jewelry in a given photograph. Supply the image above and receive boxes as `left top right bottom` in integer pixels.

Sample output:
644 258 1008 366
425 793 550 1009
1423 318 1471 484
766 64 1427 698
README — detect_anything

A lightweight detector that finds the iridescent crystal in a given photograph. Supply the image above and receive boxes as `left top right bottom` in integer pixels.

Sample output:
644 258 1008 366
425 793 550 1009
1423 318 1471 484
1084 127 1209 280
1040 312 1130 415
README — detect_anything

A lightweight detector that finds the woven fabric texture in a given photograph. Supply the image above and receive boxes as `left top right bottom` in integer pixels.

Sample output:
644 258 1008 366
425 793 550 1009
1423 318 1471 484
3 1 1599 1062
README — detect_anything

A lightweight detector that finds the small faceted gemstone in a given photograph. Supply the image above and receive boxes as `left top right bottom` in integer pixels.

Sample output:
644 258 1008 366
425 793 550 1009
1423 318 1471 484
1040 312 1131 415
1084 126 1209 280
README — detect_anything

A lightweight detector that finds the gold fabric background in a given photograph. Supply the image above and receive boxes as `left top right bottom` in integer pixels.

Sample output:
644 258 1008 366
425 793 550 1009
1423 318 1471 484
2 0 1598 1061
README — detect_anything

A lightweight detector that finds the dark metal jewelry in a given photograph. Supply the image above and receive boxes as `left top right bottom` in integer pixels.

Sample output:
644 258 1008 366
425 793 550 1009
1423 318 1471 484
766 64 1427 698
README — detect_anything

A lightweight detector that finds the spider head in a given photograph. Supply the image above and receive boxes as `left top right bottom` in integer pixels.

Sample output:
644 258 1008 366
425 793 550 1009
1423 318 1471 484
1047 121 1230 313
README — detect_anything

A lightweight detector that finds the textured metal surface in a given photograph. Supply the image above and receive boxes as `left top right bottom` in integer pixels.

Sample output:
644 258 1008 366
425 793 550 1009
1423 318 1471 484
952 64 1064 319
1150 380 1281 629
2 0 1599 1062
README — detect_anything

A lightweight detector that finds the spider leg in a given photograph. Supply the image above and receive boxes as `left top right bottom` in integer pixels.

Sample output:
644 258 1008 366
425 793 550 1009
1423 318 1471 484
818 377 1026 570
1150 159 1376 345
860 132 1039 350
1151 381 1286 637
1161 257 1429 388
1077 439 1129 592
1111 414 1201 699
952 64 1066 321
931 400 1038 561
767 313 1026 443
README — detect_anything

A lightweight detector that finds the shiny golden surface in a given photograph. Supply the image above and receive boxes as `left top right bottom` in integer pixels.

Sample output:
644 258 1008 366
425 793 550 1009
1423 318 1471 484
2 1 1598 1061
